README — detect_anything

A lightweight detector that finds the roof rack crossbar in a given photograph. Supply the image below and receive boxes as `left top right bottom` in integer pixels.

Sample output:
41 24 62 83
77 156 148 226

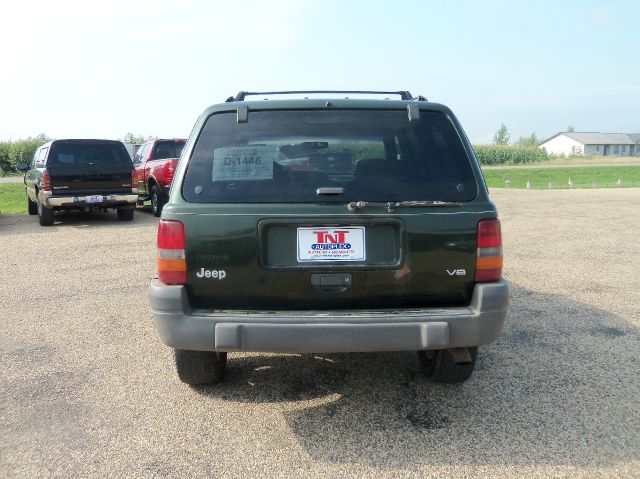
229 90 415 102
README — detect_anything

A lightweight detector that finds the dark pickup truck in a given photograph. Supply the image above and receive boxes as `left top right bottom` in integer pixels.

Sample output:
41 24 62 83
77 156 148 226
133 139 186 216
18 139 137 226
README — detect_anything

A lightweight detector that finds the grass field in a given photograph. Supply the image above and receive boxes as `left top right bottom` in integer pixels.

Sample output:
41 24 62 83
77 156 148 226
481 155 640 168
0 183 26 213
532 156 640 166
482 165 640 189
1 166 639 214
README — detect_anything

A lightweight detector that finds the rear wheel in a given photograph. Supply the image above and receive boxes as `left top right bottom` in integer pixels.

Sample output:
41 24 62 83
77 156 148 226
417 347 478 383
174 349 227 385
117 207 134 221
37 198 54 226
27 196 37 215
151 185 164 217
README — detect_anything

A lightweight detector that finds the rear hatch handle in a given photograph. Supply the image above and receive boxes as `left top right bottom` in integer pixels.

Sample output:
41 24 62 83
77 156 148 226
316 187 345 196
311 273 352 294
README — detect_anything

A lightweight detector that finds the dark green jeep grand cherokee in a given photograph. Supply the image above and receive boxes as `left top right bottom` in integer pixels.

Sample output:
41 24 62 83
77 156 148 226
149 91 508 385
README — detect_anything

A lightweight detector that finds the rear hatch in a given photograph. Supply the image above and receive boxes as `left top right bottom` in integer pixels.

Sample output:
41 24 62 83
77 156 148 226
174 106 494 310
47 140 133 195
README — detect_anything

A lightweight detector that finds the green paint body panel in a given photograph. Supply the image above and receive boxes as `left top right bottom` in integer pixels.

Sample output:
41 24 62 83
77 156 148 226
163 97 498 311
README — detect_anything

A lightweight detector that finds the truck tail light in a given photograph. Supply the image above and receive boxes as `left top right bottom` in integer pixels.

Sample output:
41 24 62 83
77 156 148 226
132 169 139 194
41 169 52 192
475 219 503 283
157 220 186 284
164 160 176 185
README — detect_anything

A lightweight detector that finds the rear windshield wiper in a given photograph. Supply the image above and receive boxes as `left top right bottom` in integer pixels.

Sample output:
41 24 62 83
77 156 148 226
347 200 461 212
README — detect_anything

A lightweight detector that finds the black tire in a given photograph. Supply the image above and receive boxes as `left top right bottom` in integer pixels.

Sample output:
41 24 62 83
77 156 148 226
417 347 478 384
27 196 37 215
174 349 227 385
37 198 54 226
117 207 134 221
151 184 164 217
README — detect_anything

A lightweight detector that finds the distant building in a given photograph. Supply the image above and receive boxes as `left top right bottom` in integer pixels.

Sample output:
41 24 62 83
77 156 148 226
628 134 640 154
539 132 640 156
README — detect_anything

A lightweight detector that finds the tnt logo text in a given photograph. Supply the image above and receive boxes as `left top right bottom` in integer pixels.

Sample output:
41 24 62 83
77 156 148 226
311 230 352 250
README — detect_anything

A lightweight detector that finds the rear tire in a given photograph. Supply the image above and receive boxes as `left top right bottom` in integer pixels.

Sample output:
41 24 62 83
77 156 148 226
117 207 134 221
27 196 37 215
417 347 478 383
37 198 54 226
174 349 227 385
151 185 164 217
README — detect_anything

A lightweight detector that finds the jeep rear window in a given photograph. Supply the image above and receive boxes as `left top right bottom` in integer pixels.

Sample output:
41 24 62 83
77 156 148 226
183 109 477 203
49 141 131 165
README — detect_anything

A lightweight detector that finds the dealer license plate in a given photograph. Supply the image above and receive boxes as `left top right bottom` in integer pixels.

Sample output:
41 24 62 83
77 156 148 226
297 227 366 262
86 195 103 204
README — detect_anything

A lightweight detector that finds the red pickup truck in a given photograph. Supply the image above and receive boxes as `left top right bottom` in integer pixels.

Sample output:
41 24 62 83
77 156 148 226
132 139 186 216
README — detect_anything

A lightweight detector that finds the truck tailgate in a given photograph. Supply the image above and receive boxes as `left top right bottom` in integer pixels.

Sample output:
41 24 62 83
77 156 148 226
47 140 132 195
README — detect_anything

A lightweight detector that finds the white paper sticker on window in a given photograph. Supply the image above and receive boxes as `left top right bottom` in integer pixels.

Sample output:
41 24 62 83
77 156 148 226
212 146 276 181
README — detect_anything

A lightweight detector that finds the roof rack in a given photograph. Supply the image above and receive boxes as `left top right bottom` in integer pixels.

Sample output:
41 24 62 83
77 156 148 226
225 90 425 102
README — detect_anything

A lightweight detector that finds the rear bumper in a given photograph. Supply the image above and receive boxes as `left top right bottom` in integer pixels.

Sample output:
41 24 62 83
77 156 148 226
149 279 509 353
39 191 137 208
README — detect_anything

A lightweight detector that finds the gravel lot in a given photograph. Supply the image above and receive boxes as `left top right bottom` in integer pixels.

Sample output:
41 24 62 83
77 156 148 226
1 189 639 478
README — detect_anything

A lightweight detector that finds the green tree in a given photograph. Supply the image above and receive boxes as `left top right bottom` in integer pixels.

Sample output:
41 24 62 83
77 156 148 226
567 125 575 132
493 123 510 145
516 132 539 147
122 132 155 144
0 134 51 175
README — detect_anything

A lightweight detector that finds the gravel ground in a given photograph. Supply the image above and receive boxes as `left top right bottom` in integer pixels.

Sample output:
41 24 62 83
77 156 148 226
1 190 639 478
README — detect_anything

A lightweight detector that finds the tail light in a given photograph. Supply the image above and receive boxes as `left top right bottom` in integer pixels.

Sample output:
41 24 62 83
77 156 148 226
132 169 139 194
164 160 176 185
157 220 186 284
475 219 503 282
41 169 51 192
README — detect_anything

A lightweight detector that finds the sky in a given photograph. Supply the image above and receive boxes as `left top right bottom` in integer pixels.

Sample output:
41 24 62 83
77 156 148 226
1 0 639 144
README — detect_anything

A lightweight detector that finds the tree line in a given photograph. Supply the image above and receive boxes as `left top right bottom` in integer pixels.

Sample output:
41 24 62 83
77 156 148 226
0 134 51 175
493 123 575 147
0 133 154 175
493 123 539 147
1 126 572 175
